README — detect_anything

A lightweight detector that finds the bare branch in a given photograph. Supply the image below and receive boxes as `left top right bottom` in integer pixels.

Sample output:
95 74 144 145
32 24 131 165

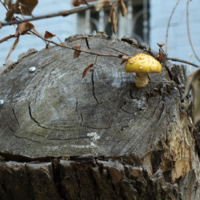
0 0 123 27
0 34 15 44
30 30 123 58
167 57 199 68
187 0 200 62
30 30 199 69
5 36 19 62
0 0 9 11
165 0 180 53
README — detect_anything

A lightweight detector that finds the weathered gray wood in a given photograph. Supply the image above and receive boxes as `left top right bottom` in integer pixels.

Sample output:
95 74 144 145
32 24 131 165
0 33 173 158
0 33 199 199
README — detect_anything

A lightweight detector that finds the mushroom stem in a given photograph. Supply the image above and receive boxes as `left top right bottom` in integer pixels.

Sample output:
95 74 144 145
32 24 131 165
135 73 148 88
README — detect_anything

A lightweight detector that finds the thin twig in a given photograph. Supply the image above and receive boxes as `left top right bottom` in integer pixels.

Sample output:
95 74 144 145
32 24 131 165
0 34 15 44
30 30 122 58
167 57 199 68
25 0 35 17
187 0 200 62
0 0 122 27
165 0 180 53
83 0 89 6
31 30 199 68
0 0 9 11
55 36 63 44
20 13 44 42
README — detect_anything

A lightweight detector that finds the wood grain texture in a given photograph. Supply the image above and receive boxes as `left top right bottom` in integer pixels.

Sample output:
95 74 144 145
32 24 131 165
0 34 172 158
0 33 199 199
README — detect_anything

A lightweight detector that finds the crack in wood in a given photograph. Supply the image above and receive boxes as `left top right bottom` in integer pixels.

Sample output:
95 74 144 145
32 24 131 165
28 104 49 130
107 46 129 56
28 102 77 131
12 108 20 126
85 38 90 49
120 107 132 114
91 68 99 104
8 126 41 143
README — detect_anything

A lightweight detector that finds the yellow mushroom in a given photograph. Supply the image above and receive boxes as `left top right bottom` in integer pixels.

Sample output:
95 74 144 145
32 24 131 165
124 53 162 88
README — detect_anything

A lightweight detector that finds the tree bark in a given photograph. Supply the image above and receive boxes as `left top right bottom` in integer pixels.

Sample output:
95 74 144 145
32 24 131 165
0 32 199 200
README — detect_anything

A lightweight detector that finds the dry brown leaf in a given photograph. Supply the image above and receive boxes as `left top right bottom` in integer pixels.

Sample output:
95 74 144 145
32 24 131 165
5 36 20 62
46 42 49 49
110 7 118 34
4 0 12 6
109 6 113 22
8 4 21 14
73 43 81 49
109 2 118 22
11 17 18 23
82 64 94 78
74 50 80 58
44 31 56 39
73 43 81 58
155 52 160 59
73 0 80 6
72 0 85 6
5 8 15 21
120 55 129 65
158 51 166 61
119 0 127 16
120 60 126 65
183 68 200 125
18 22 34 35
94 0 112 11
20 0 38 16
5 2 22 21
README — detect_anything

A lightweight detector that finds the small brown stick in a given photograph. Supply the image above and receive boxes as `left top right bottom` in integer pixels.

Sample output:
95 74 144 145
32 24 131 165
187 0 200 62
0 0 124 27
0 34 15 44
20 13 45 45
165 0 180 53
167 57 199 68
31 30 199 68
0 0 9 11
83 0 89 6
30 30 123 58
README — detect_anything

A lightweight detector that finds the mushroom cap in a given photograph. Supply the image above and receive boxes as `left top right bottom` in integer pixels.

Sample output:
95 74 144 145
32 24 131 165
124 53 162 73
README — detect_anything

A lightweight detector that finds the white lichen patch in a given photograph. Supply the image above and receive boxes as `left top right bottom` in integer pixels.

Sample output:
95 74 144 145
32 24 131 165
71 142 98 149
87 132 100 141
87 132 96 137
71 144 90 148
111 79 121 88
90 142 97 148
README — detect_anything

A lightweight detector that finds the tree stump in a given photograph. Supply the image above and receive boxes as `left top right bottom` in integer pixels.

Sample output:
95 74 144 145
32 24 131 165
0 33 199 200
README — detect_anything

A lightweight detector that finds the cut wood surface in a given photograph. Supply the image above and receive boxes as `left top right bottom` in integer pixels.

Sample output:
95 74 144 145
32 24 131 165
0 33 199 200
